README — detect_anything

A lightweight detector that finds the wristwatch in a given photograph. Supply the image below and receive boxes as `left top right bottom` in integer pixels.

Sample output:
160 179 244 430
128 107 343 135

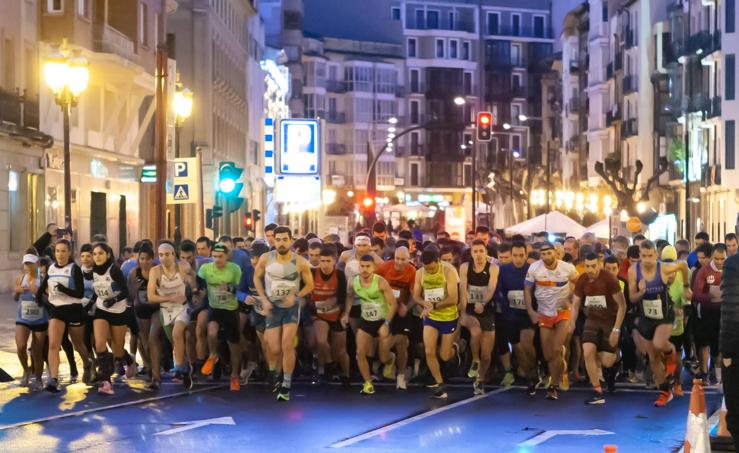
612 328 621 333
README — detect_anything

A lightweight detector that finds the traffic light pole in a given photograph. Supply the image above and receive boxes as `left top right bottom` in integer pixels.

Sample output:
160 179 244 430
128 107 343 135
471 136 476 230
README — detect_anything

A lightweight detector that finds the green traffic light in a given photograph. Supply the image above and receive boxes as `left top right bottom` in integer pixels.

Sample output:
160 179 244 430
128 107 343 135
219 178 236 194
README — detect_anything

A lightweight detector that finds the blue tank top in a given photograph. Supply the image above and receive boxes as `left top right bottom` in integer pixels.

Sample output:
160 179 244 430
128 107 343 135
16 274 48 325
635 262 671 321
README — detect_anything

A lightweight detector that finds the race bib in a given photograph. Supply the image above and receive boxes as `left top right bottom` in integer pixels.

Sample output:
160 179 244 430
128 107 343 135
213 288 232 305
424 287 445 303
392 289 401 300
507 290 526 310
93 280 112 299
361 301 383 321
315 297 339 314
21 300 43 322
584 295 607 309
468 285 487 304
161 304 186 327
271 280 297 298
643 298 664 320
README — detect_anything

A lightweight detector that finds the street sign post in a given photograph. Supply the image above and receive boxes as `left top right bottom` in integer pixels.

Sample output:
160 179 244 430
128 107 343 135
167 157 199 205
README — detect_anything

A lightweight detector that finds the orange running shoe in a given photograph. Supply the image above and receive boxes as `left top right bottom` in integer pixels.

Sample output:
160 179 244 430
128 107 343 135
230 376 240 392
673 384 684 397
665 350 677 376
654 390 673 407
201 355 219 376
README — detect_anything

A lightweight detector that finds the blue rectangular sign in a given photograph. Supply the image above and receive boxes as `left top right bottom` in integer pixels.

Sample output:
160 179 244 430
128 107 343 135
279 119 320 175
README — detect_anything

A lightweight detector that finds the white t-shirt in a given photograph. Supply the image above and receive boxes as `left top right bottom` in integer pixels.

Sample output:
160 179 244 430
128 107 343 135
525 260 577 317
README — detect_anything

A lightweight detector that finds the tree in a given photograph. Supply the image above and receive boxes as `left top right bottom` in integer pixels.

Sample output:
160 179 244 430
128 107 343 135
594 153 669 215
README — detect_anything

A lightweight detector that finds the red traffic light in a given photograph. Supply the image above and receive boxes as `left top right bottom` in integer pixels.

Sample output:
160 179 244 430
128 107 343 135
477 111 493 142
479 114 491 125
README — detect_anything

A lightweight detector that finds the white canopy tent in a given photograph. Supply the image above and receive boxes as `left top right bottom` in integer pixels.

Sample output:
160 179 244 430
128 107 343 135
585 219 610 239
505 211 586 237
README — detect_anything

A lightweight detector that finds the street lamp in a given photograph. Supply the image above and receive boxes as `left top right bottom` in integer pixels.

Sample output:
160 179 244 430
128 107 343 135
453 96 466 106
44 41 89 234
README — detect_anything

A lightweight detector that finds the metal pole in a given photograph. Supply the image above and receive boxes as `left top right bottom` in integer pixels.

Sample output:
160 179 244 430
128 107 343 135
62 97 72 233
174 122 181 235
509 148 513 220
197 146 205 236
472 137 477 230
546 140 551 213
154 0 168 241
684 1 691 240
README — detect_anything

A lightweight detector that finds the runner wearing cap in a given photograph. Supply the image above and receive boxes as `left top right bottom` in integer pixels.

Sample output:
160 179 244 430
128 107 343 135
525 242 578 400
338 234 382 333
14 252 47 390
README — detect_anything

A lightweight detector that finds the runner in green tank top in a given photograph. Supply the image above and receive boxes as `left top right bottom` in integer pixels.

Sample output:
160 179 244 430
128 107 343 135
346 255 397 395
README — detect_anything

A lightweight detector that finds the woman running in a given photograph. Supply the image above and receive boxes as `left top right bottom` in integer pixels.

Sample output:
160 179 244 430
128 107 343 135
38 239 92 393
14 252 47 391
90 242 133 395
128 243 155 376
79 244 96 360
147 241 195 390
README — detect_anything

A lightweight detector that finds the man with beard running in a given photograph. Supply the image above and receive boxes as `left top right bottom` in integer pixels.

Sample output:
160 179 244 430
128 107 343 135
254 226 314 401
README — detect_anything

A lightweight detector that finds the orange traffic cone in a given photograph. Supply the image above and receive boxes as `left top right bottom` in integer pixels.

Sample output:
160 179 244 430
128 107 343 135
604 445 617 452
684 379 711 453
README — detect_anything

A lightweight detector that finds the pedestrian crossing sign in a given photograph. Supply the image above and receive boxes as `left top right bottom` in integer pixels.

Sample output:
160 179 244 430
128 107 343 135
173 184 189 201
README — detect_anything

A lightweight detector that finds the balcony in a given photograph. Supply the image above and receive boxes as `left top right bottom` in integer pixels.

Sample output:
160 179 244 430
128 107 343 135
709 31 721 53
93 24 136 63
623 75 638 94
326 111 346 123
624 29 635 49
702 164 721 186
326 80 346 93
606 108 621 126
409 144 424 156
566 138 579 153
615 52 623 71
708 96 721 118
512 86 527 98
395 85 406 97
0 89 39 129
686 31 711 56
566 97 580 116
687 92 710 113
487 25 553 39
606 62 614 79
326 143 347 155
569 60 579 73
621 118 638 139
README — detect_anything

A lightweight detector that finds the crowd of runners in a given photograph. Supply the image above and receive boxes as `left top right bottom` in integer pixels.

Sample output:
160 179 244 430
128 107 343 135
9 221 738 410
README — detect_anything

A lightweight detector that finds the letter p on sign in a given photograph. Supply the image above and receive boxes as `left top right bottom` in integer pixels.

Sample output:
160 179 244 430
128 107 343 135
175 162 188 178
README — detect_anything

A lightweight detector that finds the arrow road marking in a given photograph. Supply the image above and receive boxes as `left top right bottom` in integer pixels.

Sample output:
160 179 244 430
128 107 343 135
155 416 235 436
517 429 615 447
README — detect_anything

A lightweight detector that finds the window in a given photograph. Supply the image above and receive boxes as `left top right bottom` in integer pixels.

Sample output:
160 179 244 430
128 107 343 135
534 15 545 37
410 69 420 92
427 10 439 29
407 38 417 57
512 134 521 153
464 72 473 95
410 100 420 124
411 132 420 155
449 40 458 59
392 7 400 21
410 162 420 185
512 74 522 92
48 0 62 13
729 0 736 33
139 3 149 46
415 9 425 29
488 12 499 34
436 39 445 58
512 14 521 36
328 97 337 114
78 0 88 17
462 41 470 60
511 44 521 66
727 120 736 169
602 4 608 22
448 11 456 30
727 54 735 100
3 38 14 89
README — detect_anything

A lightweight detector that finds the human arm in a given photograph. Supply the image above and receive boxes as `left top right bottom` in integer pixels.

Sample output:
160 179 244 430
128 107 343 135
628 266 644 304
295 257 314 299
336 270 347 314
341 277 354 327
252 254 272 312
102 266 129 307
663 261 692 300
524 266 539 323
379 277 397 324
691 267 712 306
459 262 469 312
54 265 84 299
36 274 49 306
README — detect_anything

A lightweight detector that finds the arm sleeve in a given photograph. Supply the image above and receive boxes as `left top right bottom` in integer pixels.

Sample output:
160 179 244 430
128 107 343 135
56 265 85 299
32 232 52 256
109 266 129 302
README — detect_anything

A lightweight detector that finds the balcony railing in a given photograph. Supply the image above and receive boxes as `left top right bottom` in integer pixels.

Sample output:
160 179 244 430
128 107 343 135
326 111 346 123
606 62 614 79
621 118 638 138
0 89 39 129
566 97 580 116
566 138 579 152
615 52 623 71
623 75 638 94
687 92 711 113
512 86 527 98
687 31 711 56
94 24 136 62
709 31 721 54
326 143 347 155
326 80 346 93
606 109 621 126
410 144 424 156
487 25 553 39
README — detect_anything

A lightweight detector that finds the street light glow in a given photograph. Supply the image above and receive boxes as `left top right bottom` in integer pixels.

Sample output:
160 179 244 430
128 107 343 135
636 202 646 214
518 114 528 122
388 117 398 124
454 96 466 105
388 127 396 133
173 87 194 120
503 123 511 130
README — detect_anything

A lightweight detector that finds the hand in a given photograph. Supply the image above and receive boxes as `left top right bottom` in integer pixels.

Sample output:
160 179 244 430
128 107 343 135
638 280 646 293
283 294 296 307
245 295 255 306
474 303 484 314
421 307 432 319
398 303 408 318
103 298 116 308
684 287 693 301
262 298 273 315
379 323 390 338
724 358 733 367
609 331 619 348
340 313 349 328
528 310 540 325
172 293 187 305
423 301 434 311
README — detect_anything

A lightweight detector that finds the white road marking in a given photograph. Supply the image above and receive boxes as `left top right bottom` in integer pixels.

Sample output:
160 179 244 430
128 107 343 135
155 416 235 436
0 384 224 431
329 387 511 448
517 429 615 447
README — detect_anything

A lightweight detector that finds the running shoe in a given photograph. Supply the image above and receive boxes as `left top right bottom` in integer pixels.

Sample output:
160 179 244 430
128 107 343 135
585 392 605 405
45 378 60 393
20 369 31 387
360 381 375 395
230 376 240 392
431 384 448 400
473 380 485 396
115 360 125 379
241 361 258 385
654 390 674 407
277 386 291 401
69 372 79 384
468 360 480 379
665 350 677 377
29 378 43 392
147 379 160 391
183 366 194 391
200 355 219 376
527 380 537 397
172 371 183 385
383 353 397 380
98 381 114 395
82 360 94 385
673 384 684 397
502 370 515 387
126 362 137 380
546 386 559 401
396 374 407 391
